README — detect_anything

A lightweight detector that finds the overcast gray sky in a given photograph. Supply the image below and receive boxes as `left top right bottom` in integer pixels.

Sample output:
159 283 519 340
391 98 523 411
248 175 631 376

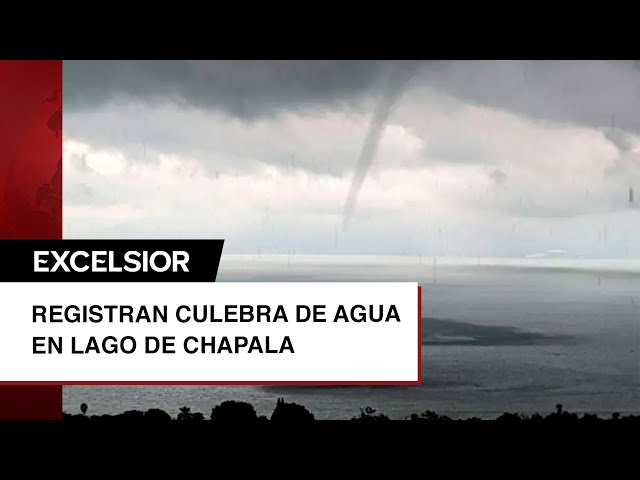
62 60 640 258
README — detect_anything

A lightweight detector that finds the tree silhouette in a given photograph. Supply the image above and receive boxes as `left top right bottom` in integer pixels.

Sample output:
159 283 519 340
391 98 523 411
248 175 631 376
118 410 145 421
271 398 315 422
177 406 192 421
497 412 529 422
80 403 88 416
420 410 452 421
409 410 452 421
144 408 172 422
351 406 389 422
211 400 258 421
177 406 205 421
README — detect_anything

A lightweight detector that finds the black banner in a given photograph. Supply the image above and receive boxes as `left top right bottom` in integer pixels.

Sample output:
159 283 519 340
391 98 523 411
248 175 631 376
0 239 224 282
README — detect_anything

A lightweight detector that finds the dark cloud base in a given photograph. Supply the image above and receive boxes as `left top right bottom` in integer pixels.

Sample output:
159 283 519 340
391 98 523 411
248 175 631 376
64 60 393 119
65 60 640 135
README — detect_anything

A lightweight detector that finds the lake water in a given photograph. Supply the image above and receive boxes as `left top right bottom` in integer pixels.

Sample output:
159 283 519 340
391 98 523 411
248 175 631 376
63 255 640 419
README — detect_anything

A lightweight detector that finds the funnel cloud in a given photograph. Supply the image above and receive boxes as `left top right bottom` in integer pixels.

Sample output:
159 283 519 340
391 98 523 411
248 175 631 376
342 61 422 228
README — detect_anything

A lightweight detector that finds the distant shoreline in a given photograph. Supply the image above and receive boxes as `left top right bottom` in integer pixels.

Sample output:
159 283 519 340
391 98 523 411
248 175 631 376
217 254 640 276
61 399 640 422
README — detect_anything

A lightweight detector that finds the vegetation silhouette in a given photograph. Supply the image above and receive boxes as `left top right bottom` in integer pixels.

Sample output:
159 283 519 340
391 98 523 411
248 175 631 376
351 406 390 422
407 410 452 421
270 397 315 422
210 400 259 422
177 406 204 421
145 408 172 422
58 400 640 423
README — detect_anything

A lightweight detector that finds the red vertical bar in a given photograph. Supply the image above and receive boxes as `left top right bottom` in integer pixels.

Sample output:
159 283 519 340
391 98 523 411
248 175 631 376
418 285 422 384
0 60 62 420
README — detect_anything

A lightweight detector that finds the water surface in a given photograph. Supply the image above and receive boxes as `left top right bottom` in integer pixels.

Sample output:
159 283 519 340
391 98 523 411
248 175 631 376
64 255 640 419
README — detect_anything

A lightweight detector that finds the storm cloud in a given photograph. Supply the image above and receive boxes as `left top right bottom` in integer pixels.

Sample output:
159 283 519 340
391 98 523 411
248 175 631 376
64 60 393 118
65 60 640 133
62 60 640 257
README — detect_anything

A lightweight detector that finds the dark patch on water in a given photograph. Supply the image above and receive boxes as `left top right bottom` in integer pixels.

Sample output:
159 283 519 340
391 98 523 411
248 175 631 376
260 318 576 395
422 317 577 346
